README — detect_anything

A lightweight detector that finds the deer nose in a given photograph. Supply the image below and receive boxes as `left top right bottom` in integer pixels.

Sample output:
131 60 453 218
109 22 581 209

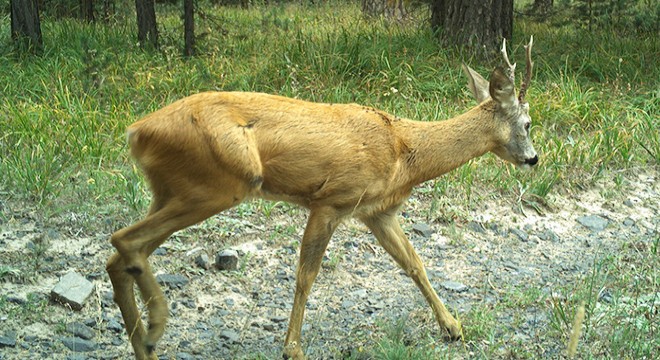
525 155 539 166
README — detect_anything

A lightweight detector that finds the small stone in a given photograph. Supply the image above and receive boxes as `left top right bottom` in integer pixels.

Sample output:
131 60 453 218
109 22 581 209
262 323 276 331
598 290 613 304
176 352 195 360
65 322 95 340
51 272 95 310
467 221 486 234
156 274 189 289
66 355 88 360
0 331 17 348
623 199 634 207
45 228 61 240
195 253 211 270
577 215 609 231
538 229 560 242
61 337 98 352
350 289 368 298
270 316 288 323
215 250 239 271
510 228 529 242
24 335 38 343
153 247 167 256
411 223 434 238
6 294 26 305
106 318 124 333
219 330 240 343
82 318 98 328
623 218 635 226
440 280 468 292
341 300 356 309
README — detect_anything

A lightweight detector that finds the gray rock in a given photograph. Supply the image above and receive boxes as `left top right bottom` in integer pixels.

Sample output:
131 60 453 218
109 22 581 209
440 281 468 292
0 331 17 347
176 352 196 360
510 228 529 242
577 215 609 231
61 337 98 352
219 329 240 343
215 249 239 271
153 247 167 256
411 223 433 237
195 253 211 270
350 289 368 298
341 300 356 309
467 221 487 234
106 318 124 333
156 274 189 289
599 289 613 304
82 318 98 328
7 294 27 305
24 335 38 343
270 316 288 323
65 322 95 340
539 229 560 242
66 355 88 360
51 272 95 310
209 316 225 327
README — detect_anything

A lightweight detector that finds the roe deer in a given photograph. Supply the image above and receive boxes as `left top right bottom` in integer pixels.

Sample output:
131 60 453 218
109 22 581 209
107 37 537 360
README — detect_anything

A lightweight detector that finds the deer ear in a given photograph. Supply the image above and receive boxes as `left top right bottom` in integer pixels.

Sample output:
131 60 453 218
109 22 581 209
488 68 517 109
462 64 491 103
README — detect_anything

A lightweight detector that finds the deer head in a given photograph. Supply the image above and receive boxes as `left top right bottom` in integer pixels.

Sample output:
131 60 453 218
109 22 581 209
462 36 538 169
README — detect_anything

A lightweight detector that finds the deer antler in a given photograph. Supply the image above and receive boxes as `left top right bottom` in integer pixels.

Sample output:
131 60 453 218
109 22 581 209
500 38 516 83
518 36 534 102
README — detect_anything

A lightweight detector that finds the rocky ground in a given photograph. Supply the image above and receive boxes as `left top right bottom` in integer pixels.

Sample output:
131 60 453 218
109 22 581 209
0 168 658 360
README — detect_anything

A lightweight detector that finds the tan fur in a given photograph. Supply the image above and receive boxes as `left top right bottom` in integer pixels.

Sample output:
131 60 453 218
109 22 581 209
107 46 538 360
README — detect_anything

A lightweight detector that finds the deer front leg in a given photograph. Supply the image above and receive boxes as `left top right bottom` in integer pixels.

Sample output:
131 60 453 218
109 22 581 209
362 213 462 340
283 207 341 360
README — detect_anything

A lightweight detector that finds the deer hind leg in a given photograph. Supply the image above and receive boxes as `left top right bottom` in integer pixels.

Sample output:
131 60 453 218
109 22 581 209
362 212 462 340
283 207 341 360
108 177 252 358
107 252 156 360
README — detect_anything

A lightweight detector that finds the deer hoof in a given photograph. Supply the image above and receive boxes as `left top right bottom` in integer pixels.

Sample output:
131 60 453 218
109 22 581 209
445 322 462 341
282 341 305 360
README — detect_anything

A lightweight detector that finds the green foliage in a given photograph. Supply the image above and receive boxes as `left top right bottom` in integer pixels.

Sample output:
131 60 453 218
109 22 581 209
0 1 657 212
555 0 659 33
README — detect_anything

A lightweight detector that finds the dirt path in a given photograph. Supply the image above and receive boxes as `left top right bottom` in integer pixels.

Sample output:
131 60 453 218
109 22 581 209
0 168 657 359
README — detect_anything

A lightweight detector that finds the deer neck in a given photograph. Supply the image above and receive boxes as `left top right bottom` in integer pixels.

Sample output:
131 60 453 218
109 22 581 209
401 102 498 185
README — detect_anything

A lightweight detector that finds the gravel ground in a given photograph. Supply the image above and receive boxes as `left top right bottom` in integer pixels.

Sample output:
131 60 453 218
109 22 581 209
0 168 658 359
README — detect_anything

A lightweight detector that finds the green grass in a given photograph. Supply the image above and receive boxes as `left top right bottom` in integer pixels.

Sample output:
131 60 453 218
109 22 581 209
1 1 657 212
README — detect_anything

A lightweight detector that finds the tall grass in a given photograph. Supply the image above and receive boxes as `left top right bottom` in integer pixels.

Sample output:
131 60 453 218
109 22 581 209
0 0 657 211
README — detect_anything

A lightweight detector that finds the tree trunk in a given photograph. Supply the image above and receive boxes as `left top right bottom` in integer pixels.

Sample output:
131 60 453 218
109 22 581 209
135 0 158 49
184 0 194 56
361 0 409 21
10 0 43 53
430 0 513 53
81 0 95 22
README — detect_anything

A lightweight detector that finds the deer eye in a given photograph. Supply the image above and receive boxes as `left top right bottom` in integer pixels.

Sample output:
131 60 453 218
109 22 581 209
524 122 531 131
